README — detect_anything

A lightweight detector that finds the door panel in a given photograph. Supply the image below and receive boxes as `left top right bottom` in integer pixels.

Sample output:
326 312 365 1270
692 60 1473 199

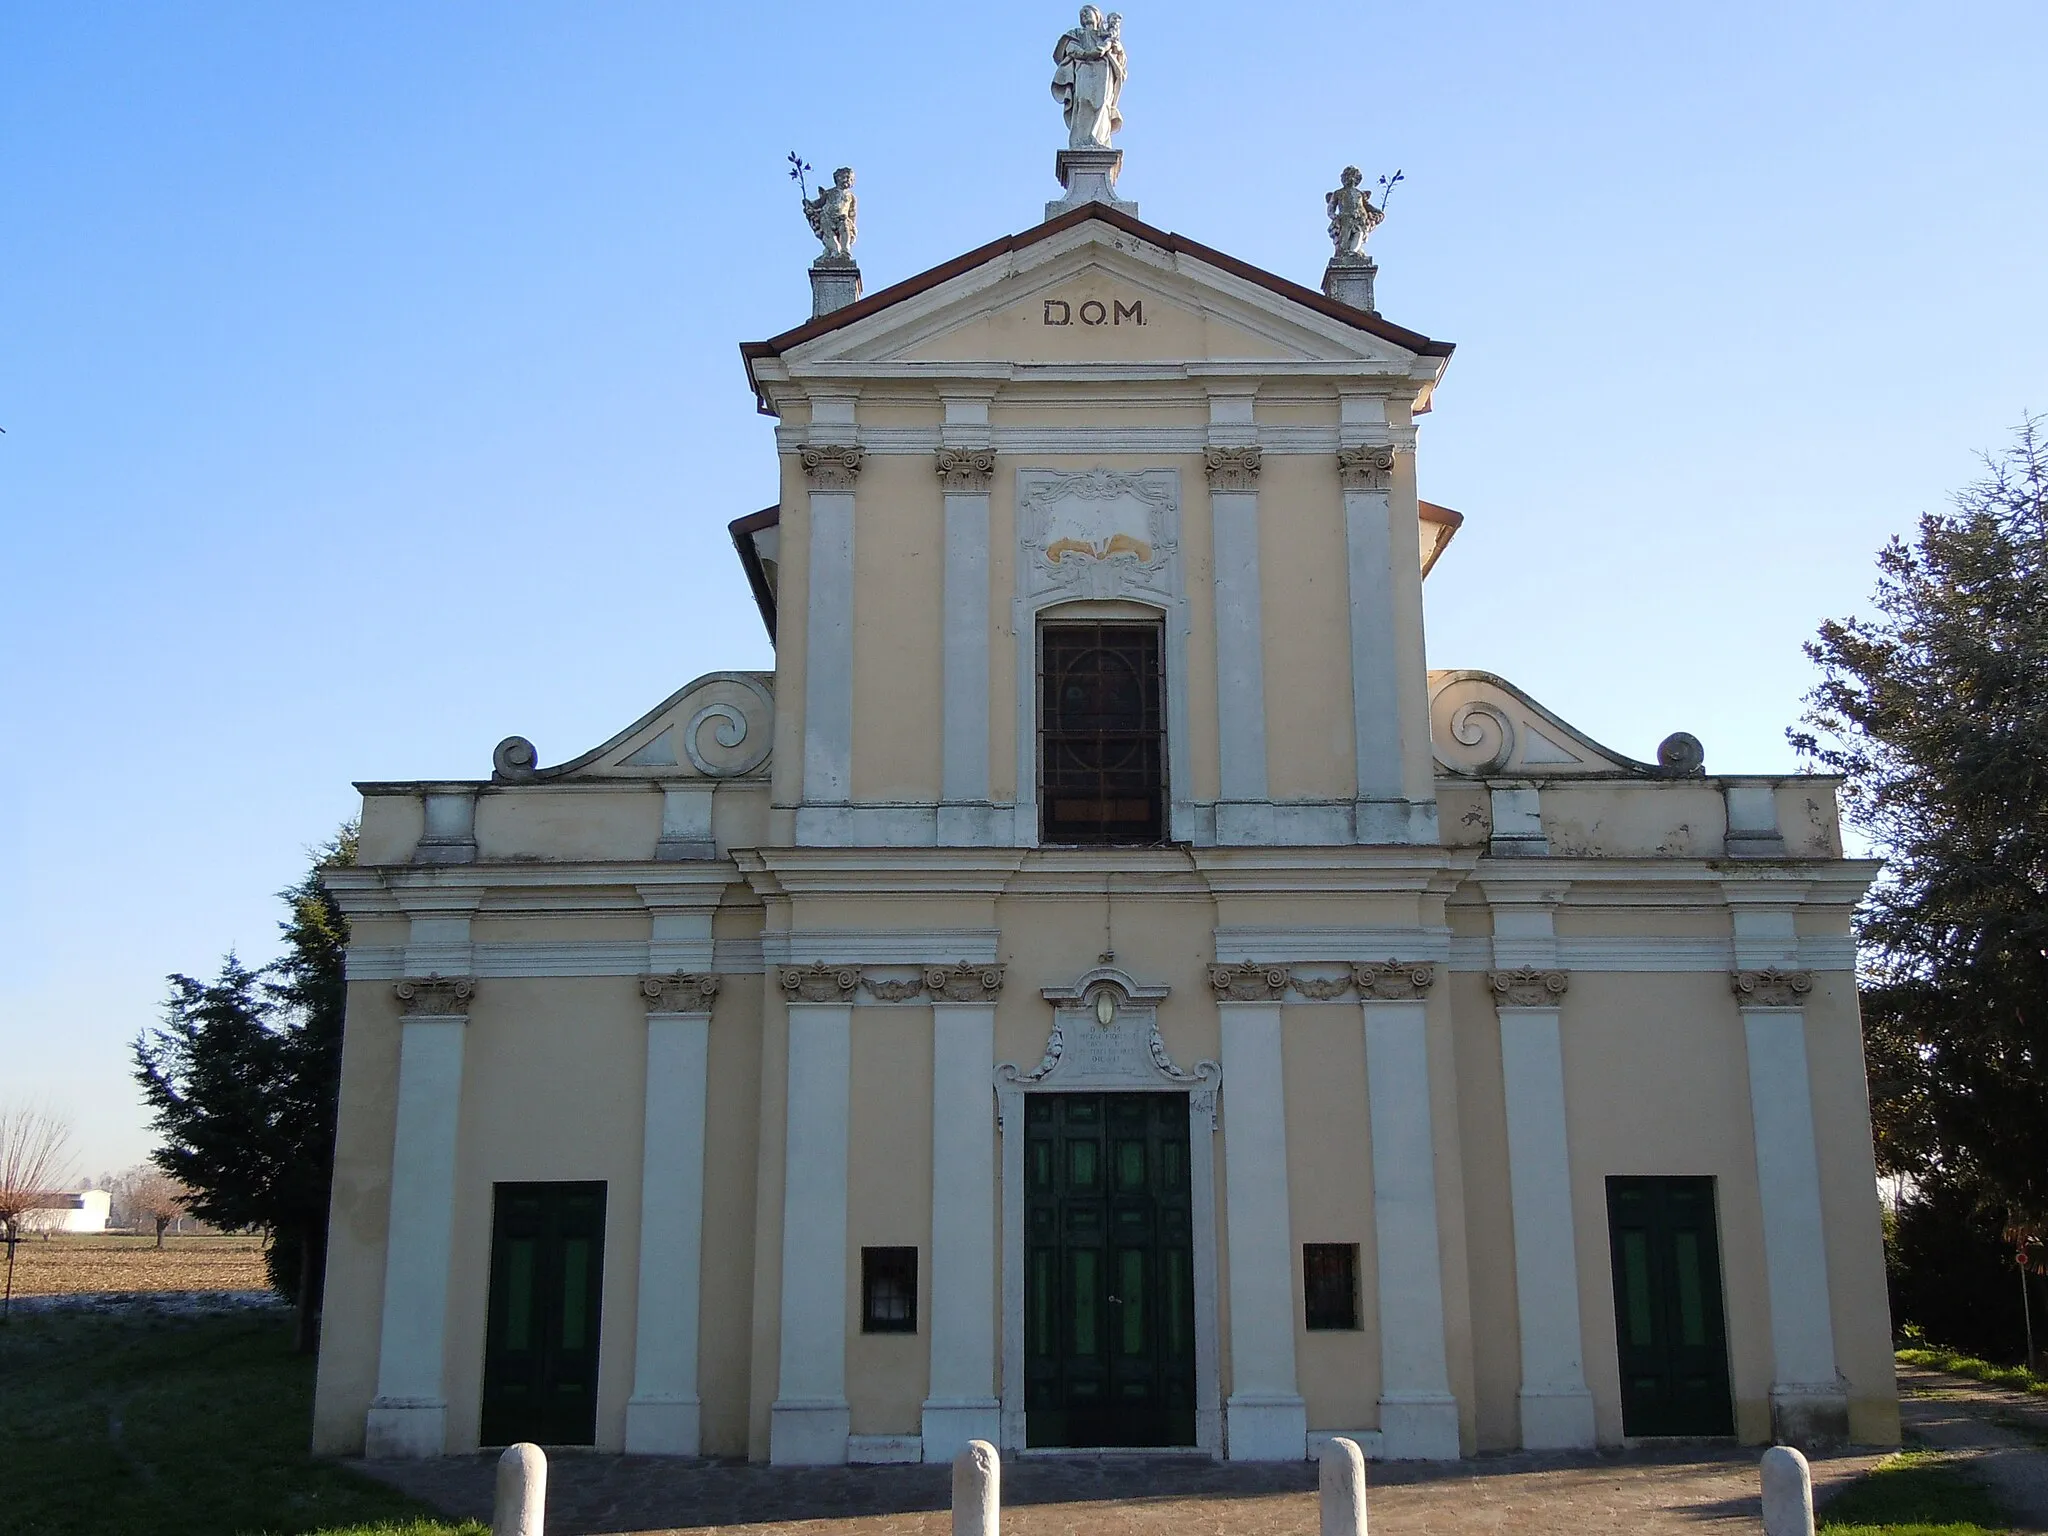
1606 1176 1734 1436
1025 1093 1196 1447
481 1181 607 1446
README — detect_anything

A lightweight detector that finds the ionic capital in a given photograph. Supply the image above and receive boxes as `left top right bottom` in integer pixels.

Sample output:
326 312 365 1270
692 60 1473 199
1730 968 1813 1008
1207 962 1289 1002
934 448 996 493
1353 959 1436 1000
924 962 1007 1003
800 444 865 490
394 975 475 1016
1337 444 1397 492
778 962 861 1003
1202 446 1263 493
1489 967 1570 1009
640 972 721 1013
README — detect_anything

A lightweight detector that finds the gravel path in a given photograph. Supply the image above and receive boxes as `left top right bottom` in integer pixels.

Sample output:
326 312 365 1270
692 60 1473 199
364 1440 1891 1536
1898 1365 2048 1532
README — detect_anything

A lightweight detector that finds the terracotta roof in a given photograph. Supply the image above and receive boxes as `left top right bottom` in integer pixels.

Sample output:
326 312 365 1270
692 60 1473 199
740 202 1453 402
728 504 780 643
1418 499 1464 577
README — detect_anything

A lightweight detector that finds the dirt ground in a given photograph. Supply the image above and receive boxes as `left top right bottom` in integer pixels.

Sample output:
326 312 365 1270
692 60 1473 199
1 1232 269 1297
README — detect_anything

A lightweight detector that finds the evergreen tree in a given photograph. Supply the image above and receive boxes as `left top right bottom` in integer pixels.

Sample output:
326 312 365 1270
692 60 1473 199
1794 419 2048 1220
134 826 356 1352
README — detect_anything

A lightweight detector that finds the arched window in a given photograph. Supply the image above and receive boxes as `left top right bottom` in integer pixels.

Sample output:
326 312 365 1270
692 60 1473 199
1038 621 1165 844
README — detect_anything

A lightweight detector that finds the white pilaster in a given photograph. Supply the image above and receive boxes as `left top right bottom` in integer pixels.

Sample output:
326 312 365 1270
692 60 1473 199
771 1001 853 1464
1219 1001 1306 1459
938 448 997 846
1498 1004 1596 1447
624 1006 712 1454
798 442 860 844
1484 893 1595 1449
922 1003 1000 1459
364 997 470 1458
1726 887 1845 1443
1340 447 1407 842
1743 1001 1845 1441
1208 442 1270 842
1363 995 1460 1459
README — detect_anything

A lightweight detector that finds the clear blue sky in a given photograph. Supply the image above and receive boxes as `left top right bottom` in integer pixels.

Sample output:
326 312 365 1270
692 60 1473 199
3 3 2042 1176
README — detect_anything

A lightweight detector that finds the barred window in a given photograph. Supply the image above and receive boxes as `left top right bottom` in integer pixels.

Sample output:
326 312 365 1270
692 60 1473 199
1304 1243 1361 1331
861 1247 918 1333
1039 622 1165 845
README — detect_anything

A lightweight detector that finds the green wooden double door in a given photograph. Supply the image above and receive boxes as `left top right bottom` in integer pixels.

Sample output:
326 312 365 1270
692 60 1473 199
1024 1092 1198 1448
1606 1176 1735 1437
480 1181 606 1447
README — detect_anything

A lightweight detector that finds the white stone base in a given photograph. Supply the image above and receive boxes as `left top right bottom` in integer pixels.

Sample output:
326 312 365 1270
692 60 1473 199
922 1400 1002 1463
1770 1384 1849 1447
1308 1428 1386 1460
847 1433 925 1464
936 803 1009 847
1378 1393 1461 1460
624 1393 702 1455
1354 798 1441 846
1226 1394 1309 1460
770 1399 851 1465
1518 1388 1596 1450
1214 801 1355 847
364 1397 447 1458
1046 147 1137 221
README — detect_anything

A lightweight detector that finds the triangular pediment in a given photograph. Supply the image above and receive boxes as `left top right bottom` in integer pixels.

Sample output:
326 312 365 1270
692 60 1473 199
747 209 1450 382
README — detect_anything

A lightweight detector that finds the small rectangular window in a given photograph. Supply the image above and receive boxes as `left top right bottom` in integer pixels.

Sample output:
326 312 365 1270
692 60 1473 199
861 1246 918 1333
1304 1243 1360 1331
1039 621 1166 845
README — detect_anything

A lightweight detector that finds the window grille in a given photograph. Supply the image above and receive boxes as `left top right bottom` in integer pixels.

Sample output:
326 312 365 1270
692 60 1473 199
1039 622 1166 844
1303 1243 1361 1331
861 1246 918 1333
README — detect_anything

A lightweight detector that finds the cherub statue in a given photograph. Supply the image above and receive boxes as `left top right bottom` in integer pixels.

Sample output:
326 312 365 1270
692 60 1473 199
803 166 858 262
1325 167 1386 261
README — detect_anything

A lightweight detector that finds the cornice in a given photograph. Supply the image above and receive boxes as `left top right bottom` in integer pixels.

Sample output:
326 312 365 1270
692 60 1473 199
1465 857 1878 895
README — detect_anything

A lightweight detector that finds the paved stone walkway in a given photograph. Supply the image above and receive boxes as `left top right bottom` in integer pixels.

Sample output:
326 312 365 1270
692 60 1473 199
1899 1365 2048 1532
362 1441 1889 1536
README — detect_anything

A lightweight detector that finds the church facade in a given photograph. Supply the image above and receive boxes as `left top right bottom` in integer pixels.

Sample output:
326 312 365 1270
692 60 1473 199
312 54 1896 1464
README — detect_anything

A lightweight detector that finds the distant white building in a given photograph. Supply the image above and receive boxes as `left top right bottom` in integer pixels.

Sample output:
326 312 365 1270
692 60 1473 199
19 1191 112 1235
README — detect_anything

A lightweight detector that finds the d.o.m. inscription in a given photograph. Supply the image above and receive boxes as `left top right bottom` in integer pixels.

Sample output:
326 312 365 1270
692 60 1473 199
1044 298 1145 326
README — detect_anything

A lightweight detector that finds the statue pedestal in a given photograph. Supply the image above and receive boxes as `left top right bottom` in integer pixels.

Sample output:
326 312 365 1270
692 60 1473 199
1322 257 1378 314
810 256 862 319
1047 147 1137 221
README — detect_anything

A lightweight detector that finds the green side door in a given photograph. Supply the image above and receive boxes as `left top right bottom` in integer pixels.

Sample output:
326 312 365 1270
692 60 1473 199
1024 1092 1197 1448
1606 1176 1735 1436
480 1181 607 1447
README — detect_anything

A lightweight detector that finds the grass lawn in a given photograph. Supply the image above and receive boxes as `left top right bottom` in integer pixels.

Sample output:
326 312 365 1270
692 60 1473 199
1819 1450 2013 1536
0 1303 483 1536
1898 1346 2048 1400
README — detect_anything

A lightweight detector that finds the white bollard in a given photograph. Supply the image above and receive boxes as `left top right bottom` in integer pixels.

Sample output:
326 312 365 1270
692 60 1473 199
1761 1445 1814 1536
1319 1436 1369 1536
952 1438 1000 1536
493 1442 547 1536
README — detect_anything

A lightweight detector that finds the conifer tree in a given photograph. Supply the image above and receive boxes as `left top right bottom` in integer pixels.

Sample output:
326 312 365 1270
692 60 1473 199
1794 419 2048 1221
134 826 356 1352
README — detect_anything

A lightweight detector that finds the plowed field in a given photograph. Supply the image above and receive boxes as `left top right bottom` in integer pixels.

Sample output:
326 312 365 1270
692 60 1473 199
2 1233 268 1297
